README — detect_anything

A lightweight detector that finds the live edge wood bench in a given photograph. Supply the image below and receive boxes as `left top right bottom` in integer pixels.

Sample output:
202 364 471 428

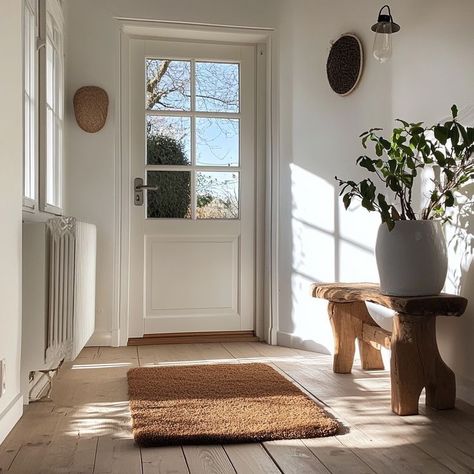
312 283 468 416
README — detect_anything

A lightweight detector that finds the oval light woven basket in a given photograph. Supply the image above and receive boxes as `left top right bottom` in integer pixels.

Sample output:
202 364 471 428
73 86 109 133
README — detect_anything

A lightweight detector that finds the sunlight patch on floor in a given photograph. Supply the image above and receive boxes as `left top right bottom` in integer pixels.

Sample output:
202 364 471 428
64 401 132 438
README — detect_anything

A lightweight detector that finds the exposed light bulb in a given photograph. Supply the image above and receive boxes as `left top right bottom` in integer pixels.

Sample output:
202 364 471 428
373 23 393 63
370 5 400 64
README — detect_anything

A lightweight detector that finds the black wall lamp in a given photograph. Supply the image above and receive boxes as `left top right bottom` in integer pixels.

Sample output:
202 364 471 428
371 5 400 63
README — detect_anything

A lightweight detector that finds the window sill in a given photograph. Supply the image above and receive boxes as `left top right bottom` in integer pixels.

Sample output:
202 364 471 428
22 197 37 214
40 203 63 216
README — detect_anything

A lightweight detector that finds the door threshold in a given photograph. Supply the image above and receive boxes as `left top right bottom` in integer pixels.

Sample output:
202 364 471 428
128 330 258 346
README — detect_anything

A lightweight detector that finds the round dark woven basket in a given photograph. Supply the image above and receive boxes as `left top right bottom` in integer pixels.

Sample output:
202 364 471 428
327 34 363 96
73 86 109 133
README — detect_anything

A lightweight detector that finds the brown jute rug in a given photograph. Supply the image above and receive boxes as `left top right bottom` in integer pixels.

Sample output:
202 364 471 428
127 363 338 446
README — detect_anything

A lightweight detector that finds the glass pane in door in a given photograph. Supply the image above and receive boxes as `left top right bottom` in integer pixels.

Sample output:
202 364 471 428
196 118 239 167
147 171 191 219
146 116 191 165
195 62 239 112
196 171 239 219
146 59 191 111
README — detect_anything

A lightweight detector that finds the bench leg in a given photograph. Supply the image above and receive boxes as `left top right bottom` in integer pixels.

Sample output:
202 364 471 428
328 302 358 374
359 339 384 371
419 318 456 410
390 314 456 415
391 314 424 415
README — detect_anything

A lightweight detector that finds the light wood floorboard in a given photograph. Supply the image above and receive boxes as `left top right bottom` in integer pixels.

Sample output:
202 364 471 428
1 342 473 473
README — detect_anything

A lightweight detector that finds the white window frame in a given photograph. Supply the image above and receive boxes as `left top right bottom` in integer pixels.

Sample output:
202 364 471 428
38 0 64 215
23 0 38 212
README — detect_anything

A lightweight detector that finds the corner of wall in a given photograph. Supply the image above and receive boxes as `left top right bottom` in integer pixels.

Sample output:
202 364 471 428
0 394 23 446
0 0 25 447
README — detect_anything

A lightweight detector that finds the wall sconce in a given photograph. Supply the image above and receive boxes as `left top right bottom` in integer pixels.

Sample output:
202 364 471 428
371 5 400 63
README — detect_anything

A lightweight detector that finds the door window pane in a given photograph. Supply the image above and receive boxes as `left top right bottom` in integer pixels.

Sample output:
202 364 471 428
196 118 239 167
147 116 191 165
196 62 239 113
146 59 191 111
196 172 239 219
147 171 191 219
143 57 242 220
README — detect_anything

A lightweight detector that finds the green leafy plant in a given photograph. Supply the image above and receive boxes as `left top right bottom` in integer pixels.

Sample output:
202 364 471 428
336 105 474 230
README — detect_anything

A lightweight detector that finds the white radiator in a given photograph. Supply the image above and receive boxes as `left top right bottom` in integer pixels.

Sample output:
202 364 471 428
46 217 75 363
21 218 96 401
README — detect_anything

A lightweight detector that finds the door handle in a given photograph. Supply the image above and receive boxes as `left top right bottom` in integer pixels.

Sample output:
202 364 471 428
134 177 158 206
135 184 159 191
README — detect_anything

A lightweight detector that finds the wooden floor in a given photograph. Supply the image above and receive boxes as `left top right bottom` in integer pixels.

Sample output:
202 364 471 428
1 342 474 474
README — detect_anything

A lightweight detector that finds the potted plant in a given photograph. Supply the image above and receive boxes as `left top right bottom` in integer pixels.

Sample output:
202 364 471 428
337 105 474 296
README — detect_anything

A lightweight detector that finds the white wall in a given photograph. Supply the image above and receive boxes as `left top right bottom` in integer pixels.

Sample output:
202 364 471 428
0 0 24 443
276 0 391 352
391 0 474 403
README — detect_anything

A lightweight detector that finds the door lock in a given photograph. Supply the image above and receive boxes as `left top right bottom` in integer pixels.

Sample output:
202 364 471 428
134 177 158 206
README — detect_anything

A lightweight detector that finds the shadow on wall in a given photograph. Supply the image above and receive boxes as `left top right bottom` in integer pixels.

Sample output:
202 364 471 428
282 164 380 353
438 182 474 395
446 185 474 294
430 105 474 398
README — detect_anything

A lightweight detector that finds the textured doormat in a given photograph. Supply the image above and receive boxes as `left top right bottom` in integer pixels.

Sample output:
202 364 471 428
127 363 338 446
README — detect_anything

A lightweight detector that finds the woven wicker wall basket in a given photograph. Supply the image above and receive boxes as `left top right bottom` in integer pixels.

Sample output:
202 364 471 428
326 34 364 96
73 86 109 133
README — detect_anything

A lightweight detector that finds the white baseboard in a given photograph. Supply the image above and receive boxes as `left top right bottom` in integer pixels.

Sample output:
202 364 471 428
276 331 331 355
267 327 278 345
86 329 119 347
0 394 23 445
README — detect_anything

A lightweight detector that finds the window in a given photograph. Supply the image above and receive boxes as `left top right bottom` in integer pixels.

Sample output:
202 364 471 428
40 0 64 213
22 0 64 216
145 59 240 219
23 0 37 210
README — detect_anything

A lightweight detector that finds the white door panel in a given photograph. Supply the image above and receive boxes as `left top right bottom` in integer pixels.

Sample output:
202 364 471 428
128 38 256 336
146 236 238 311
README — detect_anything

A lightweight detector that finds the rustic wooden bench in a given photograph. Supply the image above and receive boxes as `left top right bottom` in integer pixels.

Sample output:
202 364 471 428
311 283 468 416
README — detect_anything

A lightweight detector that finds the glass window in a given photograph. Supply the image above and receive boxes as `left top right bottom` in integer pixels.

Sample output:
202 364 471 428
23 0 37 206
196 118 239 167
146 59 191 111
146 116 191 165
147 171 191 219
145 58 241 219
42 5 64 212
196 62 239 113
196 172 239 219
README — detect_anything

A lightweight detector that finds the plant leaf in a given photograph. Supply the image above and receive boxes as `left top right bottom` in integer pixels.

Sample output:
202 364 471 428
343 193 352 210
396 119 409 127
434 126 449 145
451 104 458 119
445 190 455 207
357 156 376 172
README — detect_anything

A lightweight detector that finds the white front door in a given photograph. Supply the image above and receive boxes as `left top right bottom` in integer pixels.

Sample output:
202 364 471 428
128 39 256 337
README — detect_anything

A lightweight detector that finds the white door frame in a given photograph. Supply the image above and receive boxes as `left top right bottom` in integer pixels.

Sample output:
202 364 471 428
113 19 278 346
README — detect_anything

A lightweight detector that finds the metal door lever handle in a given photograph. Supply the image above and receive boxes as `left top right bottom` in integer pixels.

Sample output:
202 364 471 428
135 184 158 191
134 177 158 206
